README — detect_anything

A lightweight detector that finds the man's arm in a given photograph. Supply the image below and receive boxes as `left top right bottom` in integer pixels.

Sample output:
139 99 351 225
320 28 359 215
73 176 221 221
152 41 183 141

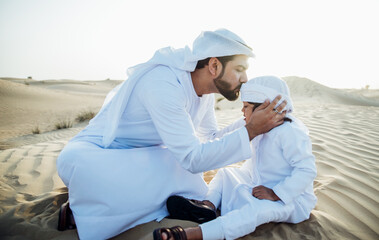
141 68 287 173
197 113 246 142
245 95 287 140
141 70 252 173
199 96 286 142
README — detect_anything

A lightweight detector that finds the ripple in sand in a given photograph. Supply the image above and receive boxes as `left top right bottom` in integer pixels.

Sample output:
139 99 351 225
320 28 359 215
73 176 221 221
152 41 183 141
217 105 379 240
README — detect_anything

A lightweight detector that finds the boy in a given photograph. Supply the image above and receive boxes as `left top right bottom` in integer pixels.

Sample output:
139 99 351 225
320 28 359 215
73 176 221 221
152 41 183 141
155 76 317 240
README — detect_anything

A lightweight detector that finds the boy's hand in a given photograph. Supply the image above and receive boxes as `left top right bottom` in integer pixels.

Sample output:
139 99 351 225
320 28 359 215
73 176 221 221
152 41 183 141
252 185 281 201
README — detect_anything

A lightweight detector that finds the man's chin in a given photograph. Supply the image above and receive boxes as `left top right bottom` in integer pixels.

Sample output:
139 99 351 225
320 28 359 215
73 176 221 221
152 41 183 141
222 93 239 101
225 96 238 101
226 97 238 101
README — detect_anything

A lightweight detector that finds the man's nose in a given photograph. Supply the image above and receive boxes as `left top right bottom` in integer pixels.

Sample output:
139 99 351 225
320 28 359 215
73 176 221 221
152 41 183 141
240 72 248 83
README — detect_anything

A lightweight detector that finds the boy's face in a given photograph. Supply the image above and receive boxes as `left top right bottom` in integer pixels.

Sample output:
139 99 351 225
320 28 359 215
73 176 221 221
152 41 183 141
241 101 255 123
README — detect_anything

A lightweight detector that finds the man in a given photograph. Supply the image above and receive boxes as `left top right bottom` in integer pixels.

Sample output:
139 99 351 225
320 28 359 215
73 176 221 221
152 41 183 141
56 29 287 239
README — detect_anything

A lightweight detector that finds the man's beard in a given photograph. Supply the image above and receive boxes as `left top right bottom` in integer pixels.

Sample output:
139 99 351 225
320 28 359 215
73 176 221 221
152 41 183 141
213 72 241 101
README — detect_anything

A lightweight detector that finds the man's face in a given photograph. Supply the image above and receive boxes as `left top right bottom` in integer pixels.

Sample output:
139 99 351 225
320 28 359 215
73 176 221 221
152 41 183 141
213 55 249 101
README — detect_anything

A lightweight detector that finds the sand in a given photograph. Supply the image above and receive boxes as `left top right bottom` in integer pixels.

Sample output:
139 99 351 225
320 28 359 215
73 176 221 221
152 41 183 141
0 76 378 239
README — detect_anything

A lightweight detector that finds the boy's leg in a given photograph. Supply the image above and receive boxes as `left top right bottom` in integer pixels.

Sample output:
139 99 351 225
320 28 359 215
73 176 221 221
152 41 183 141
206 167 251 211
205 168 226 209
200 189 295 240
166 167 253 226
165 169 227 223
166 168 252 226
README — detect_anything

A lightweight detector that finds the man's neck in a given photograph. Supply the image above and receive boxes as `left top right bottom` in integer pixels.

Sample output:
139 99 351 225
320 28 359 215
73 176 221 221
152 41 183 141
191 69 218 97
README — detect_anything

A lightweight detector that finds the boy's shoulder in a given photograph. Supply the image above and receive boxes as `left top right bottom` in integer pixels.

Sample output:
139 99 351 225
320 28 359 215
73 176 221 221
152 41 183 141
268 117 309 139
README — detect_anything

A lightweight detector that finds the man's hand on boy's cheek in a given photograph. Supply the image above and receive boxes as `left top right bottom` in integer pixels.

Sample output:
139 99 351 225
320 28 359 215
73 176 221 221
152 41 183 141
252 185 281 201
245 95 287 140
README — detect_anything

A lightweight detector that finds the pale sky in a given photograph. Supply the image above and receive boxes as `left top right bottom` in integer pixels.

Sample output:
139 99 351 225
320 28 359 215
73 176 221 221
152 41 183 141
0 0 378 89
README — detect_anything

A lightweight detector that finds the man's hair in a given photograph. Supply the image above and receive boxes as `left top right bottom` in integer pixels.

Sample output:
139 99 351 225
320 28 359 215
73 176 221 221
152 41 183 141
195 55 236 69
248 102 292 123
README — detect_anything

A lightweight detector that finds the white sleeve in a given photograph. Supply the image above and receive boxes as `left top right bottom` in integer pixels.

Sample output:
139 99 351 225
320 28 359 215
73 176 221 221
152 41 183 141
194 96 219 142
272 126 317 205
212 117 246 139
196 99 246 142
141 73 252 173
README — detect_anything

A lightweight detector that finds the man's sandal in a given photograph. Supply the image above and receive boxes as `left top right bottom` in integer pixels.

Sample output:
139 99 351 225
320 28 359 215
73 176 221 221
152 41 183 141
153 226 187 240
57 201 76 231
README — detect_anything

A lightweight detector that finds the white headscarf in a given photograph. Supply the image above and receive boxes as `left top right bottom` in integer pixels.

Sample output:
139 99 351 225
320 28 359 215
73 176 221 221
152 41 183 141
240 75 294 113
101 28 254 147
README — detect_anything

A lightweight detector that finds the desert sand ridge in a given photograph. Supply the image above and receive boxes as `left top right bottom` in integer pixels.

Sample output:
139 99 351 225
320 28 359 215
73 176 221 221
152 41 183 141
283 76 379 106
0 79 108 146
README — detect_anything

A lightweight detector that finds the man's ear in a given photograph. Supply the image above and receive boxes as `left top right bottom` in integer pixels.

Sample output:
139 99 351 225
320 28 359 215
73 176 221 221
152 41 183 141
208 57 221 77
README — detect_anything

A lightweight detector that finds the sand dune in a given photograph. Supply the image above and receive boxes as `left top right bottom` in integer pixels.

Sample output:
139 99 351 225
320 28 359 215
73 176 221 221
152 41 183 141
0 78 120 149
214 76 379 111
292 104 379 239
283 76 379 106
0 77 379 239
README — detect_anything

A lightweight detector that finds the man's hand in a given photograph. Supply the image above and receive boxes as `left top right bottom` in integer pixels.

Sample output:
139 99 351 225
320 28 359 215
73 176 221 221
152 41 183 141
245 95 287 140
252 185 280 201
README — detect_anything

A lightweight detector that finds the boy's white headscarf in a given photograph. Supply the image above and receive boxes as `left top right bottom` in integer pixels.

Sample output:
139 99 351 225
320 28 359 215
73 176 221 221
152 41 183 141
240 76 294 114
101 28 254 148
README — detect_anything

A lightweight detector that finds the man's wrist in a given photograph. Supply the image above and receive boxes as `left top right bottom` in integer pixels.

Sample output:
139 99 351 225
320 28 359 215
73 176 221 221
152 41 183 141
245 124 257 140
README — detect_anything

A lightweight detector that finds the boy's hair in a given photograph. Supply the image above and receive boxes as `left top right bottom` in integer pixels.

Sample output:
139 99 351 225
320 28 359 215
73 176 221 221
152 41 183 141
195 55 236 69
248 102 292 122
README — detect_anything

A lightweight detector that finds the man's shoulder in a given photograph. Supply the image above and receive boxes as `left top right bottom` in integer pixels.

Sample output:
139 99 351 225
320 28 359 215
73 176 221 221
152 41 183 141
138 66 187 90
144 66 181 82
134 66 191 102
